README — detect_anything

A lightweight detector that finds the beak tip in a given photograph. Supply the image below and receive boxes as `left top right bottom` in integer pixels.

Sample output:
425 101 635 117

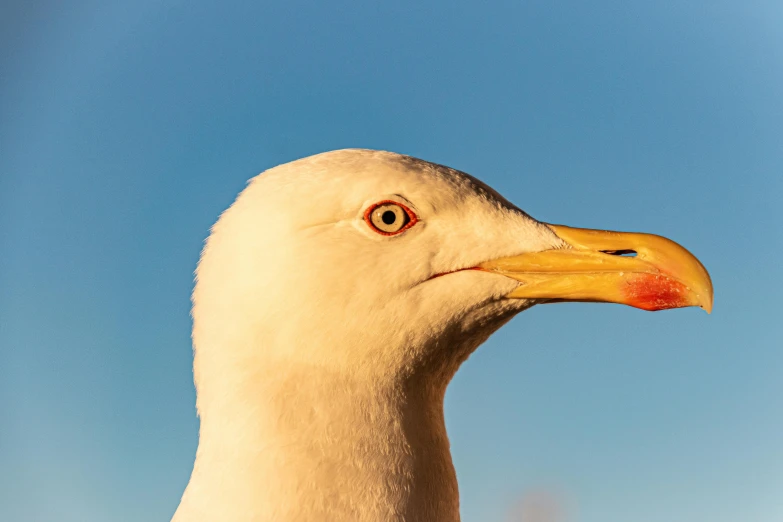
697 276 714 314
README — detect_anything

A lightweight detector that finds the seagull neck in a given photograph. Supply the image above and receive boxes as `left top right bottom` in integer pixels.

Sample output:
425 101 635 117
178 366 461 521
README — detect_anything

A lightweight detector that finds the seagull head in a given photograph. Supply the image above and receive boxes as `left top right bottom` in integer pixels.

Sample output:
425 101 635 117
177 149 712 521
193 148 712 402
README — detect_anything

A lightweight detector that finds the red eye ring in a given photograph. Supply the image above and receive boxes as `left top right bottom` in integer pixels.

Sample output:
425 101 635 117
363 200 419 236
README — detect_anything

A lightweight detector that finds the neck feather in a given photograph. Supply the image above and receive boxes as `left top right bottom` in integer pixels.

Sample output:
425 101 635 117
173 359 461 522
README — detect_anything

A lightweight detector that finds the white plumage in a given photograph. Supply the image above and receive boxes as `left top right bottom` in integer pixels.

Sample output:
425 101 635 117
172 149 711 522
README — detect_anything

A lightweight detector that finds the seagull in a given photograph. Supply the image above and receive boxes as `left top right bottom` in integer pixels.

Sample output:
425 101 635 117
172 149 712 522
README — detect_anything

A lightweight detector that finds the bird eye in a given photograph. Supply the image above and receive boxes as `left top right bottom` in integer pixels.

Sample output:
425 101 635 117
364 201 418 236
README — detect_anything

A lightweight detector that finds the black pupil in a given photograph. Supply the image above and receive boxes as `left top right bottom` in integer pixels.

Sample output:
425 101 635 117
381 210 397 225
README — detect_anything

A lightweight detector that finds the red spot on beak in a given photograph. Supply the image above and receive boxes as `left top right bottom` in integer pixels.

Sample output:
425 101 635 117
623 273 692 311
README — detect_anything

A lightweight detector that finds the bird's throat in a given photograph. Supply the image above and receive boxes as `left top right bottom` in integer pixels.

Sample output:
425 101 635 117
173 368 461 522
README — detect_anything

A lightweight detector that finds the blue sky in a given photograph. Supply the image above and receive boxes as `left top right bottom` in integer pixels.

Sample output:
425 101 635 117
1 1 781 521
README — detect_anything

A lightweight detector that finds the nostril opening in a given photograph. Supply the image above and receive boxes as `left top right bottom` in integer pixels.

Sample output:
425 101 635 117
601 249 637 257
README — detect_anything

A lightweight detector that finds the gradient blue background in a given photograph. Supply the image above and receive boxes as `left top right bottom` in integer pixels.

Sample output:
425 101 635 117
2 1 781 521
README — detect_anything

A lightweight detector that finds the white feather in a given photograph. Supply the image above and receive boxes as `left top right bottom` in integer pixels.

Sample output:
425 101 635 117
173 149 564 522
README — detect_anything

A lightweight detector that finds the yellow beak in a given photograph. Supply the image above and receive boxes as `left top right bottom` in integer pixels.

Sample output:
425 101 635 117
479 225 713 313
